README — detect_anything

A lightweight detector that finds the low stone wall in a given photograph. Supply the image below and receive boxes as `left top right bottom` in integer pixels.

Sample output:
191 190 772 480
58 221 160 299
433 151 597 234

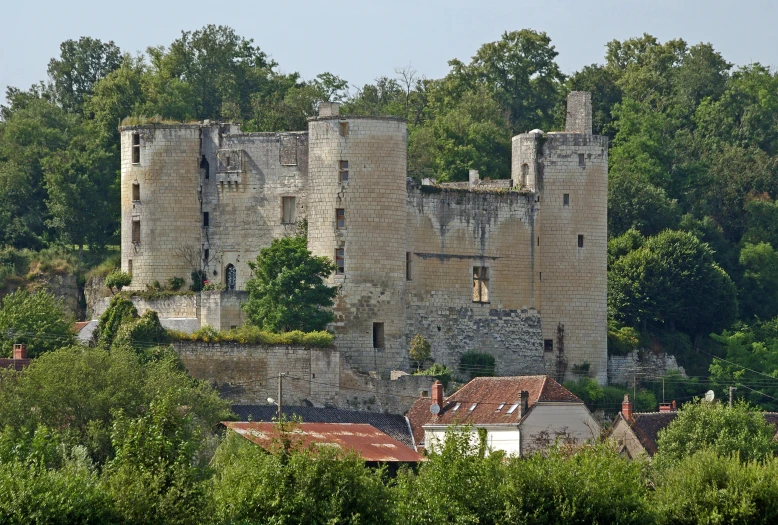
201 290 248 330
172 341 433 414
608 349 687 386
92 293 198 320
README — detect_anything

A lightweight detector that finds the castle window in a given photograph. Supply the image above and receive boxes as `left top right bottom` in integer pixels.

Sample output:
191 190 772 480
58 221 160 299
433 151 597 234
132 133 140 164
544 339 553 352
472 266 489 303
225 264 236 291
282 197 296 224
201 155 210 180
127 259 133 274
521 163 529 187
339 160 349 183
280 135 298 166
339 122 349 137
406 252 412 281
373 322 385 349
203 249 209 264
335 248 345 274
336 208 345 229
578 153 585 167
563 193 569 206
203 212 210 228
131 219 140 243
578 234 584 248
132 182 140 201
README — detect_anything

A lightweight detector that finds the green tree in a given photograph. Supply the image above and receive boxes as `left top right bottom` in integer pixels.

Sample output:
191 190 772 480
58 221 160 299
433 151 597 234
409 334 431 370
738 243 778 320
656 399 777 464
243 236 336 332
608 173 680 237
0 288 73 358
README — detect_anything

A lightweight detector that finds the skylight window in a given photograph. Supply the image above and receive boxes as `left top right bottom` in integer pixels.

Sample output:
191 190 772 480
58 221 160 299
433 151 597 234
506 403 520 414
452 402 461 412
468 403 478 412
495 402 506 412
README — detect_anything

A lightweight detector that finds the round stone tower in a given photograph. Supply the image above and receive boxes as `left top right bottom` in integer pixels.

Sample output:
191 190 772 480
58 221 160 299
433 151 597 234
307 103 408 376
512 92 609 384
119 124 203 290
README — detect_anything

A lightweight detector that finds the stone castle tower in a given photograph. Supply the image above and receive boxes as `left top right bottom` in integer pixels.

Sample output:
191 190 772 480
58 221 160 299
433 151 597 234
118 92 609 384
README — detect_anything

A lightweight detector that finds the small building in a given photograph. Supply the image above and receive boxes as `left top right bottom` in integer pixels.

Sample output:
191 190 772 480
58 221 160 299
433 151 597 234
0 344 30 371
223 421 425 466
407 375 600 456
609 396 680 458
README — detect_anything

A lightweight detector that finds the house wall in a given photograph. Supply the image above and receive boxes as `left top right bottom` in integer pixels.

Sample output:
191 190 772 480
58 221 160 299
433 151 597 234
609 418 648 459
519 402 601 456
425 425 522 456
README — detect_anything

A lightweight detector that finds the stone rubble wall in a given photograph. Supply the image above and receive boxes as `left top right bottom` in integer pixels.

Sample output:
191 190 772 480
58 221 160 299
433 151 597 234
608 349 687 386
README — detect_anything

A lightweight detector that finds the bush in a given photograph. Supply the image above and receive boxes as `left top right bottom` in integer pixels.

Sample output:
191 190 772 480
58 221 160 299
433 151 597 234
413 363 454 388
190 270 205 292
459 351 496 380
169 324 334 348
168 277 185 291
608 321 640 356
104 270 131 294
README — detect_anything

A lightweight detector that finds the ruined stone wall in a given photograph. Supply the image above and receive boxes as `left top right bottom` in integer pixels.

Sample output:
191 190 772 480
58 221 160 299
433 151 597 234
120 126 202 289
200 127 309 289
173 341 431 414
92 293 197 319
200 290 248 330
405 184 545 375
307 116 408 376
608 350 687 386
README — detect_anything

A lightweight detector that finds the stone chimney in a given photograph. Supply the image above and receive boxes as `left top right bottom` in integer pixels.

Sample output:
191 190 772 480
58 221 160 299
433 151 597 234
318 102 340 117
518 390 530 417
13 344 26 360
468 169 480 189
622 394 633 420
565 91 592 134
431 381 444 407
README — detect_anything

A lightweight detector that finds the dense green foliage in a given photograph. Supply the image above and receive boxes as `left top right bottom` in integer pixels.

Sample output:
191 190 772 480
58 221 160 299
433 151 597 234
409 333 431 370
0 288 73 357
104 269 131 293
243 236 337 332
459 350 496 379
169 324 333 347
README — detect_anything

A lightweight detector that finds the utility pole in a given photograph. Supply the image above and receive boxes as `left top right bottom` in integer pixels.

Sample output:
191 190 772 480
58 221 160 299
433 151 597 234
729 386 737 408
277 372 286 421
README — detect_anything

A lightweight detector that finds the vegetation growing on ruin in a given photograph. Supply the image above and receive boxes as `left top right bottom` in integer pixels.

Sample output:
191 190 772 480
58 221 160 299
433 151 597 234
168 324 333 348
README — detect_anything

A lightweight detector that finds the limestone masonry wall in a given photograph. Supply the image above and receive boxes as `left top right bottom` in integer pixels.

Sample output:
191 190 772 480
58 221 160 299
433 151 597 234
608 350 687 386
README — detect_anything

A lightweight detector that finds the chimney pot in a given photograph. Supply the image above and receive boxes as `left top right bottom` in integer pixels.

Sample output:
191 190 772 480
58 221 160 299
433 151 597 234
671 400 677 410
431 381 444 407
13 344 26 360
622 394 634 420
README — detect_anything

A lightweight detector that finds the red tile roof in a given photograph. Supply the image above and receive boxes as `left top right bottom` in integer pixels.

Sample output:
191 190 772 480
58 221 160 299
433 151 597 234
407 376 582 444
74 321 91 333
223 422 425 463
0 358 31 371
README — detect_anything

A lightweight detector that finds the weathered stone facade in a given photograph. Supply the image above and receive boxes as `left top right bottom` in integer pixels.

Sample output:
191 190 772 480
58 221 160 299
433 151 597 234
120 92 609 383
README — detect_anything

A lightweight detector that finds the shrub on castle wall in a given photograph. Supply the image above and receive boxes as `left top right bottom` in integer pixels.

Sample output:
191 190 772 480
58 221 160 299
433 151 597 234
168 324 333 348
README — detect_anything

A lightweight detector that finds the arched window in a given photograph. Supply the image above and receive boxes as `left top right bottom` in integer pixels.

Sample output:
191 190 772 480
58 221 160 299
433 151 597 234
225 264 237 291
521 163 529 188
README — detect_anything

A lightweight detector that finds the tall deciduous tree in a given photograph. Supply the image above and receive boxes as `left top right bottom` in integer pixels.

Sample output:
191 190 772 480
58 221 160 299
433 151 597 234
0 288 73 358
243 236 336 332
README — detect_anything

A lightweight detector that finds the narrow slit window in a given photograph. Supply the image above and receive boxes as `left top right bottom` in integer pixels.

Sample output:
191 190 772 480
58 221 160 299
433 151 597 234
544 339 553 352
127 259 133 274
406 252 412 281
282 197 296 224
335 248 345 274
203 249 209 264
563 193 569 206
373 322 385 349
578 153 585 167
339 121 349 137
521 163 529 187
472 266 489 303
201 155 210 179
339 160 349 183
132 133 140 164
131 220 141 243
336 208 345 229
203 212 210 227
578 234 584 248
132 183 140 201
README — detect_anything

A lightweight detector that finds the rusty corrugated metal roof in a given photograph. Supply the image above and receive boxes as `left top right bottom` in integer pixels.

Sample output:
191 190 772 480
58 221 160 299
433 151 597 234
224 422 425 463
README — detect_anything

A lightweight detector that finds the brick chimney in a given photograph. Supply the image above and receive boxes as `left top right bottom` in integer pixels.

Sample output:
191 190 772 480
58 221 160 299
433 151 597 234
13 344 26 360
518 390 530 417
622 394 633 420
431 381 444 407
659 401 678 412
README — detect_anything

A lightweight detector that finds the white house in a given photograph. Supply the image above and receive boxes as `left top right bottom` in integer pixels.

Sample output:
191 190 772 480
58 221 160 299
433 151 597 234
407 376 600 456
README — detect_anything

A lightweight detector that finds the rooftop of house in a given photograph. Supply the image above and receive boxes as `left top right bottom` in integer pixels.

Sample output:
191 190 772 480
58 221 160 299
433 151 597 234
223 421 425 463
407 375 582 447
231 405 415 449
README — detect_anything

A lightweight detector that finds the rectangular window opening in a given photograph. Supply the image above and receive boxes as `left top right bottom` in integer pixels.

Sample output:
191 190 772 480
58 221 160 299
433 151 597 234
132 133 140 164
406 252 412 281
203 212 210 228
339 121 349 137
132 183 140 201
578 234 584 248
537 236 540 247
336 208 345 229
339 160 349 183
578 153 585 167
373 322 385 349
335 248 345 275
131 220 140 243
128 259 133 274
563 193 570 206
472 266 489 303
282 197 297 224
544 339 554 352
203 248 210 263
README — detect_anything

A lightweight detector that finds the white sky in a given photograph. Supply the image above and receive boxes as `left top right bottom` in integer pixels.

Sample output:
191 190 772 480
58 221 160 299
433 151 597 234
1 0 776 106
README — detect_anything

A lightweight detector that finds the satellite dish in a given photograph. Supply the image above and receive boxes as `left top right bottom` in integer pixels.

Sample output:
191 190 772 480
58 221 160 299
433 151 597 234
430 403 441 415
704 390 715 403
